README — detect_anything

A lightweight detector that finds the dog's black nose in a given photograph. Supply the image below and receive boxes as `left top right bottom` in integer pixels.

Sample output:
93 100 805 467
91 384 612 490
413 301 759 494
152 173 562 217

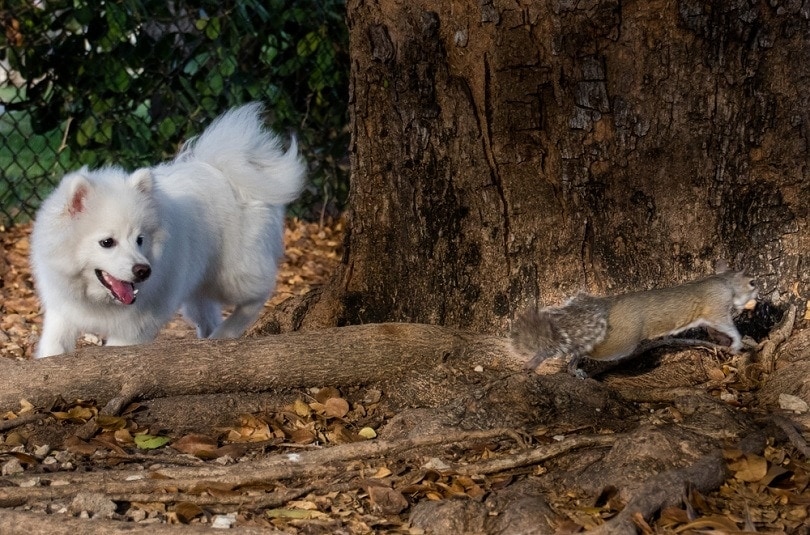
132 264 151 282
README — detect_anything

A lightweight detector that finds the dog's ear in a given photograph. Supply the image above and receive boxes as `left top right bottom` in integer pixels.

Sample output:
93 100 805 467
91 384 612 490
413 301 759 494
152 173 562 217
65 173 92 217
129 169 153 195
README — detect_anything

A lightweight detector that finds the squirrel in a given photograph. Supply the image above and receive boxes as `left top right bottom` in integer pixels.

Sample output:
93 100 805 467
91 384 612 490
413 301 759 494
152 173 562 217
511 271 758 378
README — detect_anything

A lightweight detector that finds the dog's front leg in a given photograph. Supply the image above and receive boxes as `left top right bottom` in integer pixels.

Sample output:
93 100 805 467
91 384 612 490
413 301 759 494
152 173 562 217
36 313 79 358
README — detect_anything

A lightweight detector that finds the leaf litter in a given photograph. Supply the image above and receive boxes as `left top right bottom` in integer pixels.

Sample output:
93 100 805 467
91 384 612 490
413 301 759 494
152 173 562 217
1 219 810 532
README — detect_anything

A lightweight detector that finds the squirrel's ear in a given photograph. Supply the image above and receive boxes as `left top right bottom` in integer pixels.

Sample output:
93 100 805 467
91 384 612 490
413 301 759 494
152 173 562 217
714 259 730 274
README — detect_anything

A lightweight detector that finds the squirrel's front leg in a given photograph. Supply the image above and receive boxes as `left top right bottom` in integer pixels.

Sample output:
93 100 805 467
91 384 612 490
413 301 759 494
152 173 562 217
524 347 557 371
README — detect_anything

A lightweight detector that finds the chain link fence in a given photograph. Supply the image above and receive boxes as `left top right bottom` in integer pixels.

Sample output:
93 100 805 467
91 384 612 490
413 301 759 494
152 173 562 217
0 0 349 226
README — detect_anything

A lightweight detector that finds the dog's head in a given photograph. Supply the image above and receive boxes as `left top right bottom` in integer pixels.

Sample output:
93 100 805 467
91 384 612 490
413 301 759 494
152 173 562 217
35 166 164 305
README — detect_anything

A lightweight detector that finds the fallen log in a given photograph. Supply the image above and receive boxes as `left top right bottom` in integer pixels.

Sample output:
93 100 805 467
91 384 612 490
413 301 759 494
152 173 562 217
0 323 517 412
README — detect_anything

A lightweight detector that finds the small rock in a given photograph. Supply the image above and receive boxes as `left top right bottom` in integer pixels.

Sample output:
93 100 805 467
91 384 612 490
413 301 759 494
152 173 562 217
720 392 737 403
53 450 73 463
128 508 147 522
211 513 237 529
422 457 450 471
1 458 24 475
779 393 809 413
47 503 68 514
69 492 117 519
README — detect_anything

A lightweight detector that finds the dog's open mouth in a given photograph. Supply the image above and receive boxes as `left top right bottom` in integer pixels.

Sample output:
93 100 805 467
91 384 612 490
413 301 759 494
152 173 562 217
95 270 139 305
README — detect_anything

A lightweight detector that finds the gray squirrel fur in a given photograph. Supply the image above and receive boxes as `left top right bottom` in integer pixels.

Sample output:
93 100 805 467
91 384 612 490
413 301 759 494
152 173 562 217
511 271 758 378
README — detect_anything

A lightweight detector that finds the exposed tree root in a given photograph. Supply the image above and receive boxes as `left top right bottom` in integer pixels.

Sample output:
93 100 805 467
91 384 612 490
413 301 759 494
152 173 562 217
454 433 619 475
0 324 517 413
592 428 769 534
0 509 278 535
759 304 797 372
592 451 728 535
0 427 520 505
772 414 810 458
0 412 50 432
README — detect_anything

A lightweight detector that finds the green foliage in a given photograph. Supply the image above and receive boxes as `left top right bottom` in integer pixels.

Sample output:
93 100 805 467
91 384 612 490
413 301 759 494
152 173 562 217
0 0 349 220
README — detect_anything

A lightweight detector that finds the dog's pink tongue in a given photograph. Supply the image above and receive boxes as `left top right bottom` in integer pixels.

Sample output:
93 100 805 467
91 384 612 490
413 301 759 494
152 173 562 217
104 274 136 304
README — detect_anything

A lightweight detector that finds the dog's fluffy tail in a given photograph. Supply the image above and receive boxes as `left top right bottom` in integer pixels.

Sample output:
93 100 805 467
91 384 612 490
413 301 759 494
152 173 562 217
179 102 305 205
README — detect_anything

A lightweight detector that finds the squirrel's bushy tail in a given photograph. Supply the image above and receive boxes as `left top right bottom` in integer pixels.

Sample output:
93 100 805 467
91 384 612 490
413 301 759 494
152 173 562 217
178 102 305 205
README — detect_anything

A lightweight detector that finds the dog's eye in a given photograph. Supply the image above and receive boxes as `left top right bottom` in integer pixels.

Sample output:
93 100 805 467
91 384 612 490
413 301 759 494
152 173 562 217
99 238 116 248
136 235 144 246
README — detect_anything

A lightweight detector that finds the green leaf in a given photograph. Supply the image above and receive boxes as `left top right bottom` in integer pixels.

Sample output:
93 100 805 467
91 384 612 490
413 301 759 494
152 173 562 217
76 116 97 147
296 31 321 57
183 52 210 76
134 434 170 450
158 118 176 138
95 120 113 143
260 43 278 65
106 64 132 93
205 17 221 40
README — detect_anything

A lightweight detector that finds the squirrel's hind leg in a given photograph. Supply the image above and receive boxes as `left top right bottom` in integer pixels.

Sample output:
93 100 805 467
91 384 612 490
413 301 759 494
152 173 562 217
566 354 590 379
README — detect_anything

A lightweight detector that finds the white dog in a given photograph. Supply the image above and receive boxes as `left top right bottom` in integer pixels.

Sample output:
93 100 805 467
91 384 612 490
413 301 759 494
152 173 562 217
31 103 305 357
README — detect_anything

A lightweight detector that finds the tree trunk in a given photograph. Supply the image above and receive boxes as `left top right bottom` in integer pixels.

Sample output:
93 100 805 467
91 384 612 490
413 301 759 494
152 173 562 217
283 0 808 335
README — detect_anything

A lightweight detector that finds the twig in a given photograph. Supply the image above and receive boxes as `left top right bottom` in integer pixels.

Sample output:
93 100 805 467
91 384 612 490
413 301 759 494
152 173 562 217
453 433 618 475
101 485 315 509
58 116 73 153
772 414 810 458
95 452 205 467
0 412 50 432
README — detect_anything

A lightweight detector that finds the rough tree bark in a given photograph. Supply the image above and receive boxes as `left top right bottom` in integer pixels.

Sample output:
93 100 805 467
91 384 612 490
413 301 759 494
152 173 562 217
0 324 515 411
274 0 809 335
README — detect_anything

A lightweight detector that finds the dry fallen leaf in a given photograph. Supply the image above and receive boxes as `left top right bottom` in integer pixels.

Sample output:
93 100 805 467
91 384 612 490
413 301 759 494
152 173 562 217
324 397 350 419
372 466 392 479
728 452 769 483
174 502 204 524
172 433 220 458
293 399 311 418
225 414 273 442
366 484 409 515
290 427 317 444
358 427 377 439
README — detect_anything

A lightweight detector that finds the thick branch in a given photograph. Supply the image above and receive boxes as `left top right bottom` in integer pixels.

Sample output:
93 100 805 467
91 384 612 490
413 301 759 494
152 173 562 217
0 323 517 412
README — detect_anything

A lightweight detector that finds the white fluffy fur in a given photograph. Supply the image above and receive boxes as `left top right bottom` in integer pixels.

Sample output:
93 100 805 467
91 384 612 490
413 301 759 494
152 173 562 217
31 103 305 357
